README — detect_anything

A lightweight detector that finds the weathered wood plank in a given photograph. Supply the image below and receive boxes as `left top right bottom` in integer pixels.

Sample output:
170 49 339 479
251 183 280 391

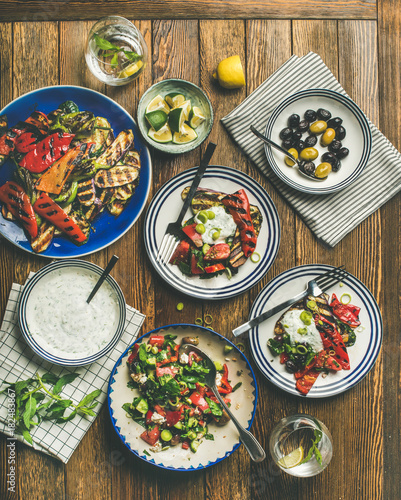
0 0 377 22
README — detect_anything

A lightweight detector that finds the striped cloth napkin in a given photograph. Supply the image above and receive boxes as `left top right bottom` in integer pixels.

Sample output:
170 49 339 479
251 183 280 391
222 52 401 247
0 274 145 463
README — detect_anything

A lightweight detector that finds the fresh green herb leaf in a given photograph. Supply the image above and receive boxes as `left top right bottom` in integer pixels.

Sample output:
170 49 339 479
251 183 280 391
94 33 120 51
204 433 214 441
123 50 142 62
77 389 101 408
41 373 60 385
23 395 36 429
22 428 33 445
143 450 151 456
205 397 223 417
232 382 242 392
53 373 80 395
56 409 77 423
110 52 119 68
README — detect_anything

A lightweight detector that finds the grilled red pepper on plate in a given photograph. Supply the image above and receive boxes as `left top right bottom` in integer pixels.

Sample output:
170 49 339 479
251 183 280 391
169 240 191 264
296 369 321 395
222 189 257 257
0 181 38 238
14 132 38 154
33 192 87 243
330 293 361 328
204 263 225 274
24 111 49 135
315 315 350 370
182 223 203 248
19 132 74 173
203 242 231 261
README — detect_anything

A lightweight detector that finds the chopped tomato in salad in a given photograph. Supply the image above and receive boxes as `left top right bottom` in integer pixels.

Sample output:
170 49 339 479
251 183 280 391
123 334 232 453
268 293 362 395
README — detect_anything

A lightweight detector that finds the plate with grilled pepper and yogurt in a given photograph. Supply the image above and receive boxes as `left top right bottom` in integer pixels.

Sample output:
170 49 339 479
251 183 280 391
144 165 280 300
0 85 151 258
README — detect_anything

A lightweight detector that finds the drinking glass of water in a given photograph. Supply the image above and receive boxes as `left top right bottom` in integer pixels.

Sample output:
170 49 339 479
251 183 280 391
85 16 148 86
269 414 333 477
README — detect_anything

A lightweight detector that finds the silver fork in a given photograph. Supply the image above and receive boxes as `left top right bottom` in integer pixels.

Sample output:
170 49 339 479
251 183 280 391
156 142 217 265
232 265 348 337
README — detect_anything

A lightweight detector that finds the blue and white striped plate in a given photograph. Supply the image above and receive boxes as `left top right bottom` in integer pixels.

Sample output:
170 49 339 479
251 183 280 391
108 324 258 471
248 264 382 398
265 89 372 194
18 259 126 367
143 165 280 300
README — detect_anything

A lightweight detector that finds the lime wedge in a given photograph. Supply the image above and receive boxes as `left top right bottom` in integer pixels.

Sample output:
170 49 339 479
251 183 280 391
118 60 143 79
145 110 168 131
165 92 186 108
146 95 170 114
172 123 197 144
169 107 186 133
177 100 192 121
189 106 206 129
148 123 173 143
277 446 304 469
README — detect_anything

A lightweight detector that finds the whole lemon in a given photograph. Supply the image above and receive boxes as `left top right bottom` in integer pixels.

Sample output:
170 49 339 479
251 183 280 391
213 55 246 89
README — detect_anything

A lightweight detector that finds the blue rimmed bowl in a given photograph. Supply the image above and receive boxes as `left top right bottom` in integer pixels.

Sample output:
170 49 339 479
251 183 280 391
264 89 372 195
108 324 258 471
18 259 126 367
137 79 214 154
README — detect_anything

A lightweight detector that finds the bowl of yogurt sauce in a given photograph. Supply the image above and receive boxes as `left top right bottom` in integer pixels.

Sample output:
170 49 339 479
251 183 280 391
18 259 126 366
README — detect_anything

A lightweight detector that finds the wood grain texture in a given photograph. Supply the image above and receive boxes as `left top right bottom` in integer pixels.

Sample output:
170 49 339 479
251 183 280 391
0 0 377 22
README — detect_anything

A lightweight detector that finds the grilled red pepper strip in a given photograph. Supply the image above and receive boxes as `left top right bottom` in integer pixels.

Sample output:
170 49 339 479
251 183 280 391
24 111 49 135
14 132 38 154
0 181 38 238
222 189 257 257
296 369 320 395
19 132 74 173
330 293 361 328
315 315 350 370
218 364 233 394
33 192 87 243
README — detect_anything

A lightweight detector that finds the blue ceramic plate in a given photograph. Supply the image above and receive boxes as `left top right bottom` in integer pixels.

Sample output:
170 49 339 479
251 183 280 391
108 324 258 471
265 89 372 194
248 264 383 398
0 85 152 258
143 165 280 300
18 259 126 367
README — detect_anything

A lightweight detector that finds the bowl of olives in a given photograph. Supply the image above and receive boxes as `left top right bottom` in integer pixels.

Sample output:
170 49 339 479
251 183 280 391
264 89 372 195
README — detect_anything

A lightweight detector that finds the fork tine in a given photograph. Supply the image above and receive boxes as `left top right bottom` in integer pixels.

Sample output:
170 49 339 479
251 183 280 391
316 266 349 291
156 234 170 263
315 265 345 285
163 238 179 265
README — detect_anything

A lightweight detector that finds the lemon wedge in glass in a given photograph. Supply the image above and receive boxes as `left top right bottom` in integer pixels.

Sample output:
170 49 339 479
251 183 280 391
146 95 170 114
118 60 143 79
172 123 197 144
277 446 304 469
148 123 173 143
213 55 246 89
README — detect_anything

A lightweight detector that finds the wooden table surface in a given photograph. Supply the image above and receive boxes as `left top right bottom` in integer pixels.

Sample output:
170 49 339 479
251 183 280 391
0 1 399 499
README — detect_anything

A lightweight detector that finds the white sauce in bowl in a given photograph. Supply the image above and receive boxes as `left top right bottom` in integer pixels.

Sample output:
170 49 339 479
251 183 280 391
25 268 121 360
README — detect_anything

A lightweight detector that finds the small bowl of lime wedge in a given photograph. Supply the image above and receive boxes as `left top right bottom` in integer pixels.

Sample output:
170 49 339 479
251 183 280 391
137 79 214 154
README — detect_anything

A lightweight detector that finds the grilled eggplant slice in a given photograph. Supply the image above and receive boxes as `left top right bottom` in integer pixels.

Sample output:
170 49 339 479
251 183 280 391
1 204 15 220
31 222 55 253
107 199 126 216
94 166 139 188
181 187 227 213
75 116 114 151
77 179 96 206
96 130 134 168
114 182 136 201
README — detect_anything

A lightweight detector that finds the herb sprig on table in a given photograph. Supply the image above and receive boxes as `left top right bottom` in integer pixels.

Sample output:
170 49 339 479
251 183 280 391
1 373 101 444
93 33 142 68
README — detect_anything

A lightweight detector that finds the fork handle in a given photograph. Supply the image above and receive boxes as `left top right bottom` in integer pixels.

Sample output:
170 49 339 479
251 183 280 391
175 142 217 225
232 290 307 337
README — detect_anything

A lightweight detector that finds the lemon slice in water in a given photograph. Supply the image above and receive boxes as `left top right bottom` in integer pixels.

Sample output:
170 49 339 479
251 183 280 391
277 446 304 469
118 60 143 79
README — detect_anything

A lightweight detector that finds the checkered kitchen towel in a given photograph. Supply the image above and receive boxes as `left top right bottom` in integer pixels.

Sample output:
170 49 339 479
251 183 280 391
0 274 145 463
222 52 401 247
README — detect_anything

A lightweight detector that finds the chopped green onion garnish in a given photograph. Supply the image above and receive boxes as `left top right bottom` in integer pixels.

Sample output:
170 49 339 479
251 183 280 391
250 252 260 263
204 314 213 325
176 302 184 311
340 293 351 304
195 317 203 325
225 267 232 280
236 342 245 352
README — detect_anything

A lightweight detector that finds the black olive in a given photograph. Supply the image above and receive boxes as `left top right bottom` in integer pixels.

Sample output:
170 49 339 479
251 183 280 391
336 126 346 140
296 140 305 152
304 135 317 148
285 360 297 373
297 120 309 133
331 159 342 172
299 161 316 176
274 335 283 343
279 127 293 140
288 113 300 128
327 117 343 129
336 147 349 159
292 131 302 142
282 138 295 149
304 109 317 122
321 151 337 165
328 139 342 153
317 108 332 120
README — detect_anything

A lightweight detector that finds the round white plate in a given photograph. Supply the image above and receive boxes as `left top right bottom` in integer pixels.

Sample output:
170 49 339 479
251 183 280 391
143 165 280 300
248 264 382 398
265 89 372 195
108 324 258 471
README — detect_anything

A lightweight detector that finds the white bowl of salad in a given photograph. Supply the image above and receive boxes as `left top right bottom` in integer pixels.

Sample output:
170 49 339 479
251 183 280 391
108 324 258 470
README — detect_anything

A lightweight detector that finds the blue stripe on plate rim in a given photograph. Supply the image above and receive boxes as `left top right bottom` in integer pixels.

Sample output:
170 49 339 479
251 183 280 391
18 259 126 367
264 89 372 195
107 323 258 471
248 264 382 398
143 165 280 300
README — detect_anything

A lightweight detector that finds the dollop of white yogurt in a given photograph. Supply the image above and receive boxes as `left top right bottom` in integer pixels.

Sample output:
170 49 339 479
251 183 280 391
280 309 324 353
194 206 237 245
25 268 121 360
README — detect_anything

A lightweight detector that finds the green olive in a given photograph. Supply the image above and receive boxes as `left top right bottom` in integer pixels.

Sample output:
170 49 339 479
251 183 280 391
212 229 221 241
197 211 208 224
315 162 332 178
300 147 318 161
284 148 298 167
309 120 328 135
320 128 336 146
207 210 215 220
196 223 205 234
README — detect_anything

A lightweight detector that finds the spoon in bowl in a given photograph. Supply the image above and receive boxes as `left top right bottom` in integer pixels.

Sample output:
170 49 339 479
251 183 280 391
179 343 266 462
87 255 119 304
250 125 325 182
